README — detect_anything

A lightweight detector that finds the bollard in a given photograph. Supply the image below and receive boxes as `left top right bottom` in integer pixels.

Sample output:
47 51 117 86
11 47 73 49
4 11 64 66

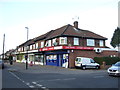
102 61 106 69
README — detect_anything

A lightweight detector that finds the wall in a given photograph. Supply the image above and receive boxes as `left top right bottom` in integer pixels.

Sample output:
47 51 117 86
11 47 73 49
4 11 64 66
68 49 118 68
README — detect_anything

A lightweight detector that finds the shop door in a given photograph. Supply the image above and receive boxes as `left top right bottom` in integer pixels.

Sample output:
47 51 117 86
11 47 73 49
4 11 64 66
61 54 69 68
46 55 58 66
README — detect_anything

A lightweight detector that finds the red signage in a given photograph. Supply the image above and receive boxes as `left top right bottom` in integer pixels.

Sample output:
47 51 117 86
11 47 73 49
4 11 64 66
39 46 94 51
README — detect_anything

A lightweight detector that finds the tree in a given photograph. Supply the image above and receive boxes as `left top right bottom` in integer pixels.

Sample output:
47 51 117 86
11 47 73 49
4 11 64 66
110 27 120 48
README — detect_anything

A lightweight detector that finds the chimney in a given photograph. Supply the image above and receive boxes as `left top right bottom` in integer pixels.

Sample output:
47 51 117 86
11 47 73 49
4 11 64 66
73 21 78 28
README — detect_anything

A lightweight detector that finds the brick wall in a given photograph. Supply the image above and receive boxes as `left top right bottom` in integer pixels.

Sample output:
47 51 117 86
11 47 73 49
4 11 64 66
68 50 118 68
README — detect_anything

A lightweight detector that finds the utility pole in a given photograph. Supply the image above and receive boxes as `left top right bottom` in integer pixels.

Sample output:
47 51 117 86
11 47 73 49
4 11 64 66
25 27 29 70
2 34 5 60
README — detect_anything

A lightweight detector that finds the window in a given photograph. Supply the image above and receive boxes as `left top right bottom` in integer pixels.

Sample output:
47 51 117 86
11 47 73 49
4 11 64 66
87 39 95 46
45 40 51 47
59 37 67 45
30 45 32 50
33 44 36 49
36 43 38 49
48 40 51 47
74 38 79 45
52 38 58 46
18 48 21 51
41 41 44 48
99 40 104 47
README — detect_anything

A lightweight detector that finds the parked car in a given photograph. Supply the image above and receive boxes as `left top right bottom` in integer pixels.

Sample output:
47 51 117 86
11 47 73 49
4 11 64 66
0 60 4 69
107 61 120 76
75 57 100 70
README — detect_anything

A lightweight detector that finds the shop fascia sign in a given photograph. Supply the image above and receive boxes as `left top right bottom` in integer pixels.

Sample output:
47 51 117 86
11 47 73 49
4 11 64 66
39 46 94 51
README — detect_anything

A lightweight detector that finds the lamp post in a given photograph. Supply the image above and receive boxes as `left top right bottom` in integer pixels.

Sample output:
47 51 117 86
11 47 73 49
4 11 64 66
25 27 29 70
2 34 5 60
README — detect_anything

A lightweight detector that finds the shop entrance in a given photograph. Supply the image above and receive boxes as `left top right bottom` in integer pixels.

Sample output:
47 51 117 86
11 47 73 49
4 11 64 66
46 54 58 66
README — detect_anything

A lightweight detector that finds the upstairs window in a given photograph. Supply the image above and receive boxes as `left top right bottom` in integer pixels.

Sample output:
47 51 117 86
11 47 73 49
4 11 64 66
87 39 95 46
52 38 58 46
99 40 104 47
33 44 36 49
41 41 44 48
36 43 38 49
45 40 51 47
30 45 32 50
48 40 51 47
59 37 67 45
74 37 79 45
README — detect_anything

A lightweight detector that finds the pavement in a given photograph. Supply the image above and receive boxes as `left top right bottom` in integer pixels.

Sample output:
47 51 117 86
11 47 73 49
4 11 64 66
5 62 107 74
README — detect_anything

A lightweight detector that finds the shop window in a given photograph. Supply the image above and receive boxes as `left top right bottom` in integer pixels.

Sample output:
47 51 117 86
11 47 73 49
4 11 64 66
41 41 44 48
87 39 95 46
59 37 67 45
74 37 79 45
99 40 104 47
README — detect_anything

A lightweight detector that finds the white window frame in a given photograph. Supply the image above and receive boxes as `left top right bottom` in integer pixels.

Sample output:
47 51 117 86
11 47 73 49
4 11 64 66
41 41 44 48
48 40 51 47
59 37 67 45
33 44 36 49
30 45 33 50
99 40 104 47
87 39 95 46
52 38 56 46
74 37 79 45
36 43 38 49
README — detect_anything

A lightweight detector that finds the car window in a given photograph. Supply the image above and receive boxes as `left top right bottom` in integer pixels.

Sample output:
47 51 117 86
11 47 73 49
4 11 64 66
114 62 120 67
90 59 95 63
78 58 81 62
75 58 78 61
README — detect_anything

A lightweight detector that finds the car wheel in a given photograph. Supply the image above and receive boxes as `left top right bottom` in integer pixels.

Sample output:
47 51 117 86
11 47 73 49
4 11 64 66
96 66 100 69
82 66 86 70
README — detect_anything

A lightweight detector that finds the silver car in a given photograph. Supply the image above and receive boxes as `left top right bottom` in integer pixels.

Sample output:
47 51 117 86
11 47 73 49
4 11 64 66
0 60 4 69
107 61 120 76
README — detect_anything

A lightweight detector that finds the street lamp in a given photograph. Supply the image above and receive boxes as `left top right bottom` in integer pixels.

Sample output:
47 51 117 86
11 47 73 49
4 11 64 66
25 27 29 70
2 34 5 60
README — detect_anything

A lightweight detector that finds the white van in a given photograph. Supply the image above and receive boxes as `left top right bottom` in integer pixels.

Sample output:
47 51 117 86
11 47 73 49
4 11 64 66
75 57 100 69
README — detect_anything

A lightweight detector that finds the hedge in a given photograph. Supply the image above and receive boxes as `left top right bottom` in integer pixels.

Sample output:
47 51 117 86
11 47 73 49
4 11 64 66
94 57 120 65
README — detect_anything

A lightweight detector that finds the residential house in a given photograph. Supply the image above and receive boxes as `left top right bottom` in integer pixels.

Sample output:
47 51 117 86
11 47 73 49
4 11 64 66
16 21 118 68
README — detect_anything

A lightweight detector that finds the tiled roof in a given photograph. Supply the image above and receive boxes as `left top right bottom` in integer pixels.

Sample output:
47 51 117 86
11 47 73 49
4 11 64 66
18 23 107 47
45 24 107 40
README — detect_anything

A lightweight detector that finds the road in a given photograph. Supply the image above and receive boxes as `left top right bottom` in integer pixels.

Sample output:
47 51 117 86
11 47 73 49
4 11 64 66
2 63 120 90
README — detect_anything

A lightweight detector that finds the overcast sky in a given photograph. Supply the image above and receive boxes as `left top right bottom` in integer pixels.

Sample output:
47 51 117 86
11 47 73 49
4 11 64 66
0 0 119 54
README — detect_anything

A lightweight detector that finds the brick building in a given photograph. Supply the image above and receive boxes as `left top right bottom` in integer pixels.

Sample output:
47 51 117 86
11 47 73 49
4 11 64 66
16 21 118 68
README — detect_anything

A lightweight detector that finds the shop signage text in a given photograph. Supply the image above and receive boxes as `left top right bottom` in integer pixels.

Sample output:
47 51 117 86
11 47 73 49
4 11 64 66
39 46 94 51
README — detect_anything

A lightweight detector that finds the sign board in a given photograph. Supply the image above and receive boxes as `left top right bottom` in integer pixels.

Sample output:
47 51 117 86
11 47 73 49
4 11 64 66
39 46 94 51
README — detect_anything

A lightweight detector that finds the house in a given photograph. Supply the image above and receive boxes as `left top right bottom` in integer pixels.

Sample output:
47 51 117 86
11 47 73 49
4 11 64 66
16 21 118 68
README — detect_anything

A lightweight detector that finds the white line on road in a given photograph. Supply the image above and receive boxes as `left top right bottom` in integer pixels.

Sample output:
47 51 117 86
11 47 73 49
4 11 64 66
93 76 104 78
35 78 76 83
9 71 33 88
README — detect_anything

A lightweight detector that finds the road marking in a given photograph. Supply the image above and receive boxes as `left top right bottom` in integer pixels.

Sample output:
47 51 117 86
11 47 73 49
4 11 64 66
9 71 49 89
63 78 76 80
9 71 34 88
32 81 49 90
36 84 43 87
35 78 76 83
29 85 35 88
32 82 37 84
93 76 104 78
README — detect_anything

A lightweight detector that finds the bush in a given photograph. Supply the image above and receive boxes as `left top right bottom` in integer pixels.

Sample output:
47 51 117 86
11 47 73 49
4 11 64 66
94 57 120 65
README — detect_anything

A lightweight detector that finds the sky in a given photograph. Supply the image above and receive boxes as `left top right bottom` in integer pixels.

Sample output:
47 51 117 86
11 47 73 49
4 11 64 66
0 0 119 54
